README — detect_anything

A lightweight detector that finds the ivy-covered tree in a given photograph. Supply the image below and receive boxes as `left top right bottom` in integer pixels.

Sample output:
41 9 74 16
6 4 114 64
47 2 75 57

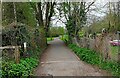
49 27 65 37
57 2 94 45
34 2 56 48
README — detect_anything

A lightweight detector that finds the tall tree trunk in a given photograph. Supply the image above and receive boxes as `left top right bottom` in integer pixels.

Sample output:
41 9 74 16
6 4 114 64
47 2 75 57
68 31 72 44
12 2 18 46
36 2 47 49
45 2 50 37
13 2 17 23
45 2 55 37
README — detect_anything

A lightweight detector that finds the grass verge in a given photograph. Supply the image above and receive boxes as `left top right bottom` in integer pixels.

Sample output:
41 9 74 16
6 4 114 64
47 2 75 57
68 44 120 76
111 46 119 61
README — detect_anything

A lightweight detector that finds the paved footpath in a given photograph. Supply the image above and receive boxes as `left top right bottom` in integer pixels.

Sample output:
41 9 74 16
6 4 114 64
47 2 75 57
35 38 110 76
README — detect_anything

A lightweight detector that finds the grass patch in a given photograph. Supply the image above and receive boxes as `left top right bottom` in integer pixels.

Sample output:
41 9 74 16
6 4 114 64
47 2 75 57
68 44 120 76
111 46 119 61
47 37 54 42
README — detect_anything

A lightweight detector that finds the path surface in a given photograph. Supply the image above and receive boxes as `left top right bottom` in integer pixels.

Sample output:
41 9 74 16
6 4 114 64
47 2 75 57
35 38 109 76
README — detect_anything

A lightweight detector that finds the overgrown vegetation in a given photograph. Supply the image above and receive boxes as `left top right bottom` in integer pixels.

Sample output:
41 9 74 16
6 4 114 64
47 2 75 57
1 2 56 77
68 44 120 76
1 45 41 77
111 46 119 61
1 16 42 78
60 35 68 44
2 57 39 77
2 1 120 77
48 27 65 37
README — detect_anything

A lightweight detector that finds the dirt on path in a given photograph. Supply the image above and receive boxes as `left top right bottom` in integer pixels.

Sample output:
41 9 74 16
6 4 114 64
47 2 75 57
35 38 110 76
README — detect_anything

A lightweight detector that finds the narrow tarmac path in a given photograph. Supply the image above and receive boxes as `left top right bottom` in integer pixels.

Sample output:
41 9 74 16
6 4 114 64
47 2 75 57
35 38 109 76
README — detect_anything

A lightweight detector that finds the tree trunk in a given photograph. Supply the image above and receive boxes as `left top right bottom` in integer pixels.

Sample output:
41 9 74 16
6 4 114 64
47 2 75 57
36 2 47 49
13 2 17 23
45 2 55 37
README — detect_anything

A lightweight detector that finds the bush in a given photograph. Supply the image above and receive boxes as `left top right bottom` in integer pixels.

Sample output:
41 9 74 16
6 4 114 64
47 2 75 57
2 57 39 77
2 23 30 46
68 44 120 76
60 35 68 44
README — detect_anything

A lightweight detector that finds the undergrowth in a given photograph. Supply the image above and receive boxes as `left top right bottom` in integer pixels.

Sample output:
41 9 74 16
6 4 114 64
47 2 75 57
68 44 120 76
1 46 41 77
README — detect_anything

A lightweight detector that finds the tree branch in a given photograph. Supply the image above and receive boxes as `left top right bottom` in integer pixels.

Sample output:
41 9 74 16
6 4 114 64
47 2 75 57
85 2 95 14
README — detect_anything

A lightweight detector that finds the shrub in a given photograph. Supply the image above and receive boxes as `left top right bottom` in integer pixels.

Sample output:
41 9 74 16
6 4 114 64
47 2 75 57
60 35 68 44
2 23 30 46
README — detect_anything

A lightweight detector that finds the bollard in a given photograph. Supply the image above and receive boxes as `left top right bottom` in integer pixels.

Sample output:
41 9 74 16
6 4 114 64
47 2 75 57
24 42 27 52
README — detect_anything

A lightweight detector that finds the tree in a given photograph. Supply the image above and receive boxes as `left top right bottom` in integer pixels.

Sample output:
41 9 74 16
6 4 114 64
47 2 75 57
34 2 56 48
57 2 94 45
49 26 65 37
2 2 15 26
2 2 39 57
88 1 120 33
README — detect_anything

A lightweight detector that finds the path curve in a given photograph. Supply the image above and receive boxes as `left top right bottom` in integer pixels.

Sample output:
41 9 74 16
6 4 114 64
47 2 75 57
35 38 110 76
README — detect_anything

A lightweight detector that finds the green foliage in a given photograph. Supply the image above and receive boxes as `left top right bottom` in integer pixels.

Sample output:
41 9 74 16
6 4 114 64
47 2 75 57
60 35 68 43
2 2 36 27
2 3 14 25
68 44 120 76
1 2 46 77
88 12 120 34
2 23 30 46
60 2 87 44
49 27 65 37
2 23 42 57
47 37 54 42
79 31 84 37
2 38 41 77
111 46 119 61
2 57 39 77
68 44 100 64
16 3 36 27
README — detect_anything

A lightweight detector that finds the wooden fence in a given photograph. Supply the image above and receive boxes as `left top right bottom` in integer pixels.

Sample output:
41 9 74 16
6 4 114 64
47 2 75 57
0 46 21 64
